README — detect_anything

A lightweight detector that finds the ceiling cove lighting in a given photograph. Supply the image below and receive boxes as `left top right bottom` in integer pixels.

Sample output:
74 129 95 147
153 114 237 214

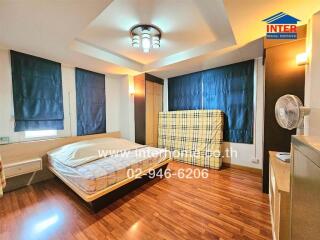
130 24 161 53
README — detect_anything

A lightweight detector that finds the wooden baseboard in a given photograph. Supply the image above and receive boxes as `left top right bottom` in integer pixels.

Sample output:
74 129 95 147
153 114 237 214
222 162 262 175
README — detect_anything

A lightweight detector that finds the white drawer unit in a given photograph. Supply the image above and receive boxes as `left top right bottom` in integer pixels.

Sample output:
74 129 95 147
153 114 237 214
4 157 42 179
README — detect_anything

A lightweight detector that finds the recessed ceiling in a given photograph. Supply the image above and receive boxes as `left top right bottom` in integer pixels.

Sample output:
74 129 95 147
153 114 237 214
150 38 264 79
0 0 319 78
72 0 236 73
78 0 219 65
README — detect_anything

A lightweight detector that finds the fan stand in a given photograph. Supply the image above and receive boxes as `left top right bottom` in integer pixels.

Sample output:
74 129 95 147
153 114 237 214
283 110 310 162
296 122 304 135
276 125 304 162
296 107 311 135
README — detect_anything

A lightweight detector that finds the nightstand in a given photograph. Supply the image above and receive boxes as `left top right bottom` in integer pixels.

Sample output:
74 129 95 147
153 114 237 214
3 157 42 185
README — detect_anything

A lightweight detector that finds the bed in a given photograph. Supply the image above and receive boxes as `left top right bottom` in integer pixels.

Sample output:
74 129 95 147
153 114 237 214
47 137 171 207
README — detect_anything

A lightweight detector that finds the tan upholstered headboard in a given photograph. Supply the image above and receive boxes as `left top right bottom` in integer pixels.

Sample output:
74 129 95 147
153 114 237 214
0 131 121 165
0 132 122 191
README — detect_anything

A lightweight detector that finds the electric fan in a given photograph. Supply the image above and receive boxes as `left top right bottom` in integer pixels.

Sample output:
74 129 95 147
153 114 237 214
274 94 311 161
275 94 311 133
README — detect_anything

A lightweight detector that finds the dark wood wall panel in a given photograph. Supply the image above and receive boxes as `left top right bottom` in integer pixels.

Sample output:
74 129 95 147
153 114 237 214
134 74 146 144
263 39 305 193
145 73 164 85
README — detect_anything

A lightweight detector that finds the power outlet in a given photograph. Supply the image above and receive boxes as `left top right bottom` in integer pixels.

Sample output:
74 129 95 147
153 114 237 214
251 158 260 164
0 136 10 145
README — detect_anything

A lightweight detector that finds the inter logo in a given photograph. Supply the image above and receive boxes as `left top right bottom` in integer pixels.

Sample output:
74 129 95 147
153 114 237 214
263 12 300 39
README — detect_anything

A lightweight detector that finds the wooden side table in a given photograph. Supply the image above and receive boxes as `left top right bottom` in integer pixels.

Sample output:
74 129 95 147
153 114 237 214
4 157 42 185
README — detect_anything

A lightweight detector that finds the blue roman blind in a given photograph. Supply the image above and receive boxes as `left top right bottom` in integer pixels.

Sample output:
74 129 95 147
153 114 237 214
76 68 106 136
168 73 202 110
11 51 64 132
202 60 254 143
168 60 254 144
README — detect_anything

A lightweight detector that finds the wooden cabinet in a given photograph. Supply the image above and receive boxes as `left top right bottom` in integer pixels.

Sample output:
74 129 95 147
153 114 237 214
291 136 320 240
134 73 163 146
270 137 320 240
146 81 163 146
269 151 290 240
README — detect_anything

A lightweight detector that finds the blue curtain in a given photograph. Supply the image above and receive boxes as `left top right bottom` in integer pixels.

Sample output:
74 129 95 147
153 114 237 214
168 73 202 110
168 60 254 144
76 68 106 136
202 60 254 143
11 51 64 132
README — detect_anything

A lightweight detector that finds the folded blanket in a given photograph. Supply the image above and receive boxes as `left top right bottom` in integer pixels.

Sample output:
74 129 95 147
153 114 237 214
47 137 144 167
0 156 6 197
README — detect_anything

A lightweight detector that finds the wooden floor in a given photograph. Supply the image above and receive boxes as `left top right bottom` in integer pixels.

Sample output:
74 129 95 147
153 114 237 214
0 162 272 240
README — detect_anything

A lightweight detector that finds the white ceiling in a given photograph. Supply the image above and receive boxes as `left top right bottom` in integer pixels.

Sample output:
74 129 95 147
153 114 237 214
73 0 236 74
0 0 320 78
150 38 264 79
78 0 220 65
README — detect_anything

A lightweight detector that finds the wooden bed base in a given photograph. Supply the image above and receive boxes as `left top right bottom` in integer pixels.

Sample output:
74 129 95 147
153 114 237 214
89 162 170 212
49 159 171 211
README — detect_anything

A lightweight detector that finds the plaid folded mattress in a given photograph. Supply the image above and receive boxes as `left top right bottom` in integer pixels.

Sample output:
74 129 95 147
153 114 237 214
0 157 6 197
158 110 224 169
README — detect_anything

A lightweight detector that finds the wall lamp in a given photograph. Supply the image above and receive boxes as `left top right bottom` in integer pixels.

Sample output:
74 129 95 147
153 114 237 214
129 84 135 95
296 52 308 66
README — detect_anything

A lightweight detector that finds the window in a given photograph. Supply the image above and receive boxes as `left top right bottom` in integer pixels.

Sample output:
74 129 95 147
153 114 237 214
25 130 57 139
168 73 202 110
168 59 254 144
75 68 106 136
10 50 64 132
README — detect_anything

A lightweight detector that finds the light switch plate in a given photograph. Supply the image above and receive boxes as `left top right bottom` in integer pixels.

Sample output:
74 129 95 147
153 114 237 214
0 137 10 145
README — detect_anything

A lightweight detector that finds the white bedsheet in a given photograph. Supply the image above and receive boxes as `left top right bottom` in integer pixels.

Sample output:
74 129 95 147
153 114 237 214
49 146 169 194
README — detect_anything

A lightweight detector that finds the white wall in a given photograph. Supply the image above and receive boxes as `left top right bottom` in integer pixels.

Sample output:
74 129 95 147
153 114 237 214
304 11 320 136
0 50 14 141
0 49 132 142
163 78 169 111
106 76 121 133
162 58 264 169
119 75 135 141
61 65 77 137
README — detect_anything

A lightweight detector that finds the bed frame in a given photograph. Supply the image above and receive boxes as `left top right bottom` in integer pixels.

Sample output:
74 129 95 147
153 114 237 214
49 158 171 211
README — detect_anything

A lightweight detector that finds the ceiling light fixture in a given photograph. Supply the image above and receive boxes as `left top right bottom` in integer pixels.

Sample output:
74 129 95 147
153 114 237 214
130 24 161 53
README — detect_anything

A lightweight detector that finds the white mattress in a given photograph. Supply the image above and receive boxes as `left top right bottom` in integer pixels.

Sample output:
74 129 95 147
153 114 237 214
49 146 169 194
